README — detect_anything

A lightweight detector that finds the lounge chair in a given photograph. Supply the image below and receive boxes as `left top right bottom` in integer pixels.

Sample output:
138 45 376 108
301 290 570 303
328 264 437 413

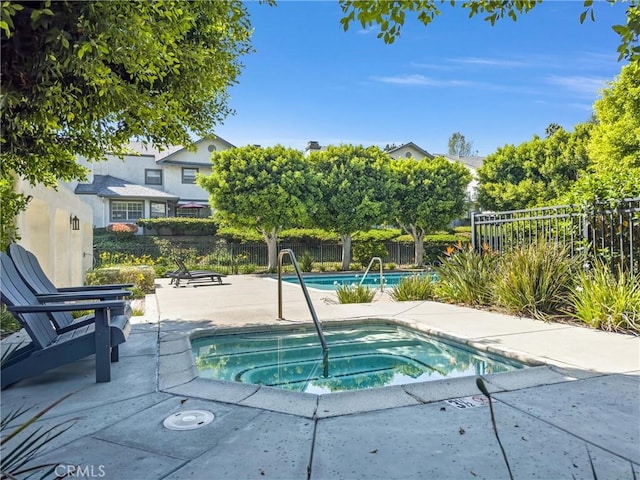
168 257 227 288
4 248 132 333
8 243 134 293
0 254 131 388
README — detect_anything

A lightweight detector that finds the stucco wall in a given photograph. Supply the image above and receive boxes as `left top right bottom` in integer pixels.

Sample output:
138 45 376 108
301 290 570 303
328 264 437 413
14 179 93 287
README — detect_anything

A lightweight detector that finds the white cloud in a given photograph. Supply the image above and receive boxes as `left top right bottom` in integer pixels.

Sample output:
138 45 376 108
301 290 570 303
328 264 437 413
545 75 609 96
448 56 533 68
372 74 473 87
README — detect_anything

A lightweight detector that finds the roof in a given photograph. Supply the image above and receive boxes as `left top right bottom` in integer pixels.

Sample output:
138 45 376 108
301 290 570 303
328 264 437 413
125 142 183 160
75 175 179 200
387 142 434 159
156 136 236 164
125 135 236 162
438 154 485 170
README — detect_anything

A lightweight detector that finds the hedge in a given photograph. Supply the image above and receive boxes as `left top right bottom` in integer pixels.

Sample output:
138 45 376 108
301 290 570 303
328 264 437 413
137 218 217 236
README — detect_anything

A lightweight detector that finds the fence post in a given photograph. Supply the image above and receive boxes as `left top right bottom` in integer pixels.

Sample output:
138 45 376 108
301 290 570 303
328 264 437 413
471 212 477 251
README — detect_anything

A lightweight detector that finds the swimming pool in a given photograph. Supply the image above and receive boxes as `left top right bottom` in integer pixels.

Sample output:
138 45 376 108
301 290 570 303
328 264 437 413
281 271 435 290
191 322 527 394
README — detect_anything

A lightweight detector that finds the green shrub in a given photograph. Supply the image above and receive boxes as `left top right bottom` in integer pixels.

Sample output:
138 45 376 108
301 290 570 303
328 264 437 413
216 226 263 242
137 217 217 236
391 275 436 301
435 243 498 305
0 304 21 335
492 242 578 319
385 262 397 270
569 261 640 333
280 228 340 242
299 251 314 272
423 239 463 264
353 228 403 242
106 222 138 239
85 265 155 298
352 239 388 267
335 284 376 304
239 263 258 274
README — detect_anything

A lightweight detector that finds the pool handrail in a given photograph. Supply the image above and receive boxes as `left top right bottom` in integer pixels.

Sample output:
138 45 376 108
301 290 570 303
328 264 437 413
277 249 329 356
359 257 384 292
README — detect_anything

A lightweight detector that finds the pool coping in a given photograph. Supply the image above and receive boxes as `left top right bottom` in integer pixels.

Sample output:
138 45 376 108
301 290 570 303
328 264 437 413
158 315 598 419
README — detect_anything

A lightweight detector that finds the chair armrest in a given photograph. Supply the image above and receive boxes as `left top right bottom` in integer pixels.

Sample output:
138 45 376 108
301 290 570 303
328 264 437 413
7 299 125 313
36 290 132 302
57 283 135 291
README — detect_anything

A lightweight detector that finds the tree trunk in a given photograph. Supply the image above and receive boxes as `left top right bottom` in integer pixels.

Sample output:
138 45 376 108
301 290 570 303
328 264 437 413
410 225 425 267
340 234 352 271
261 228 279 271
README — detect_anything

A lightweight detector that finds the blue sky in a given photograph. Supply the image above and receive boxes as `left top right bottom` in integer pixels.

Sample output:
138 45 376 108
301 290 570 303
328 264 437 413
214 1 630 156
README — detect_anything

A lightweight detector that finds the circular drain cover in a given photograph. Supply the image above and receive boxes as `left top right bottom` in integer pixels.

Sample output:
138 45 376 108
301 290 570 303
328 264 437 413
163 410 214 431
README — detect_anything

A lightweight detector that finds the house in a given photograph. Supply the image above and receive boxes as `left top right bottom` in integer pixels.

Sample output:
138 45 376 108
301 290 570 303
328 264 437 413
437 154 484 208
74 136 234 229
386 142 435 161
74 137 483 231
386 142 483 209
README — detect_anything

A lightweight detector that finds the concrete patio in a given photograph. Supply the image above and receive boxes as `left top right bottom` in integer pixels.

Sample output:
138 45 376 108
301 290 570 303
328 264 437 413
1 274 639 479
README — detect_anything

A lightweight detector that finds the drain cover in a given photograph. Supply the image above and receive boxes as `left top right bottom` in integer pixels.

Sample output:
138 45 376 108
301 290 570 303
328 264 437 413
163 410 214 431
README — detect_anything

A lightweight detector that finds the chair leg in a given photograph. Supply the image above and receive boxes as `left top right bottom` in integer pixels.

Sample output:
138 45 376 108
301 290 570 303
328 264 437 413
94 309 112 383
111 345 119 363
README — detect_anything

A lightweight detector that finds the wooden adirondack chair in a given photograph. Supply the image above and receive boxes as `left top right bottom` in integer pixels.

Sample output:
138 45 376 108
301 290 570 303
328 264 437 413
7 244 133 333
0 252 131 388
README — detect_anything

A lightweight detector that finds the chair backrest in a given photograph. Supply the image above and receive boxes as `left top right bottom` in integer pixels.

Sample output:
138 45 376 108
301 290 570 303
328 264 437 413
8 243 57 295
0 252 58 349
175 257 189 273
7 244 75 330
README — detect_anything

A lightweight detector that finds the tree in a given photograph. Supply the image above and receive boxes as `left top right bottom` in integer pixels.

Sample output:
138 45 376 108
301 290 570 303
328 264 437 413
199 146 320 270
308 145 395 270
339 0 639 64
475 124 593 211
0 0 260 248
545 123 562 138
448 132 474 157
391 157 471 266
569 62 640 202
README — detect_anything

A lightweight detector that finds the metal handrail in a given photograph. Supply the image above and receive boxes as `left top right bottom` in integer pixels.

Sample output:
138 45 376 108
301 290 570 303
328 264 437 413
277 249 329 354
359 256 384 292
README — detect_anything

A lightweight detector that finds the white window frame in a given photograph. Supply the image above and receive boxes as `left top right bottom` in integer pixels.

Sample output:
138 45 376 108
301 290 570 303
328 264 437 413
110 200 144 222
150 201 167 218
145 169 163 186
182 167 199 184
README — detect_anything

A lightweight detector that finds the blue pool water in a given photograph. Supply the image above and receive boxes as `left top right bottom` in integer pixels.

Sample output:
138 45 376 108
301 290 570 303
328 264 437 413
192 323 527 394
282 272 435 291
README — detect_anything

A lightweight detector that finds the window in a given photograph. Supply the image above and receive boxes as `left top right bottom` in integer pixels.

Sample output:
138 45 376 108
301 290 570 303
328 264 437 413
150 202 167 218
177 207 199 218
182 168 198 184
207 144 217 152
111 201 144 221
405 152 412 158
145 169 163 185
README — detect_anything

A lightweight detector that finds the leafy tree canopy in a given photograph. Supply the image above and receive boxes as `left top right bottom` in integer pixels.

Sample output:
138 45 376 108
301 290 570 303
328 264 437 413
308 144 395 269
0 0 259 247
199 145 321 269
448 132 474 157
476 124 593 211
569 62 640 202
391 156 471 265
310 145 394 235
339 0 639 64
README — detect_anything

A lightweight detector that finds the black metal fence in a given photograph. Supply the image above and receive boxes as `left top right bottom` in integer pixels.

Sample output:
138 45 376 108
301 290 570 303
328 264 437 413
471 198 640 274
94 240 419 272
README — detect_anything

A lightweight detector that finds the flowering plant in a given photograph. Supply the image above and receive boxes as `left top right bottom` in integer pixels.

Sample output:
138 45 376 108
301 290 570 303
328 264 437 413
107 223 138 239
